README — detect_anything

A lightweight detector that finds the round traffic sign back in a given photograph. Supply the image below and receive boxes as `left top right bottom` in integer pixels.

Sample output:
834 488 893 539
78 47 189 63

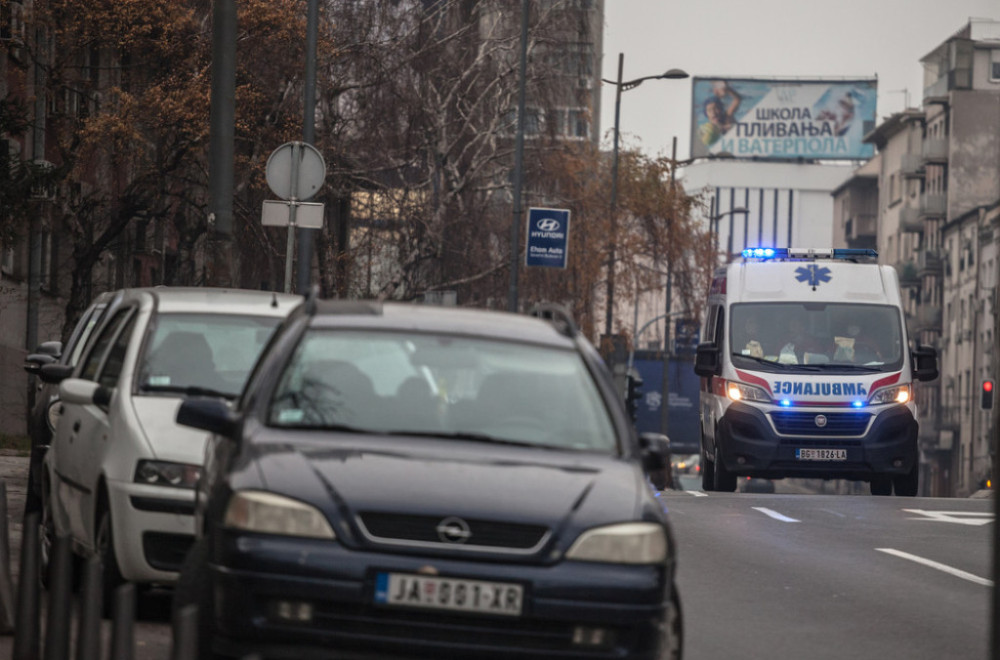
265 141 326 201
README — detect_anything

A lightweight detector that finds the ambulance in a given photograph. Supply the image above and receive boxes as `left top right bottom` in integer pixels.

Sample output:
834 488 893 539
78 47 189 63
693 247 938 496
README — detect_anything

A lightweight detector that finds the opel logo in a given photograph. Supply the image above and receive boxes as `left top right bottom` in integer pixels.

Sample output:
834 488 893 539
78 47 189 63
436 516 472 544
814 414 828 428
536 218 561 231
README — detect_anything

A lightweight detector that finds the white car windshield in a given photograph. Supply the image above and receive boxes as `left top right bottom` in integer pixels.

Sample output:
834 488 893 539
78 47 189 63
137 313 282 398
268 329 618 452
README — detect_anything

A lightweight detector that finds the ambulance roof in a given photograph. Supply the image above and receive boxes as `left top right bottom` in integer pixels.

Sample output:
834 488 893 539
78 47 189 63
723 248 901 306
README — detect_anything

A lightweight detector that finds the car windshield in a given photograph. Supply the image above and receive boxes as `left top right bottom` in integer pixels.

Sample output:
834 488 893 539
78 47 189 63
137 313 282 398
268 329 618 452
729 302 904 372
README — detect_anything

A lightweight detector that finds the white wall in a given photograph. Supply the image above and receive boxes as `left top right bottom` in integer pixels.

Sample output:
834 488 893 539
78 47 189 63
679 160 856 259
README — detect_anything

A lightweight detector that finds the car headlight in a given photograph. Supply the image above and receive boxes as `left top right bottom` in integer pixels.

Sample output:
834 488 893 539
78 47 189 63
224 490 336 539
134 460 202 489
725 380 771 403
868 383 911 406
45 400 62 433
565 522 667 564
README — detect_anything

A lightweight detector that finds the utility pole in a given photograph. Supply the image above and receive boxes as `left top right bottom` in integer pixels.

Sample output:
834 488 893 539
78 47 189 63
507 0 529 313
207 0 237 287
295 0 319 295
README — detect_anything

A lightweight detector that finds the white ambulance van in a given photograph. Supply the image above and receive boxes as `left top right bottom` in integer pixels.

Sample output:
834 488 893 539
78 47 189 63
693 247 939 496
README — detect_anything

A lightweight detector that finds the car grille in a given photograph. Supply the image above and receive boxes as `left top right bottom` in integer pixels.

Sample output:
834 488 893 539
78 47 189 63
357 512 549 551
770 411 871 437
275 601 648 659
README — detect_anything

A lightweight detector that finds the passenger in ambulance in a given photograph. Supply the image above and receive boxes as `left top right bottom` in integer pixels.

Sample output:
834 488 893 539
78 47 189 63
833 322 882 363
734 314 766 358
778 316 824 364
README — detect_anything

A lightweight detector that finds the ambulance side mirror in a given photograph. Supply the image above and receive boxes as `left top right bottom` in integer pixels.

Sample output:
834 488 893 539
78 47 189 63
694 342 721 377
911 345 939 382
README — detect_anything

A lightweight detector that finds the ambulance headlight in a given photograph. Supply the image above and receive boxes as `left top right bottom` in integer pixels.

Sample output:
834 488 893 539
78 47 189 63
868 383 911 405
726 380 771 403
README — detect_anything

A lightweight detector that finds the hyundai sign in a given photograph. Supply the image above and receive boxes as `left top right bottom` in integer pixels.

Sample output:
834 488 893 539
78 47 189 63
690 77 877 161
525 207 570 269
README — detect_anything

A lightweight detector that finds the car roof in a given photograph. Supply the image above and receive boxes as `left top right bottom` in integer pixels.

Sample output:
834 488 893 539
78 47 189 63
113 287 302 316
306 300 577 348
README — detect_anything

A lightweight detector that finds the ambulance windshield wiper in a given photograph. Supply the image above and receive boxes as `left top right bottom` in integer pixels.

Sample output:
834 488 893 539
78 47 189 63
817 363 883 372
731 354 797 369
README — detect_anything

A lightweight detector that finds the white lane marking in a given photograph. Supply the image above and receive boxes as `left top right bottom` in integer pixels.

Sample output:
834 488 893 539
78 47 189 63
684 490 709 497
902 509 994 526
876 548 994 587
752 507 800 523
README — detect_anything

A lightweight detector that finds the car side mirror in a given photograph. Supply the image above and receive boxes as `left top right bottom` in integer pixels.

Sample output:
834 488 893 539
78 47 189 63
911 345 938 382
639 432 673 490
39 363 76 384
177 397 239 438
693 342 721 378
59 378 113 408
24 353 58 375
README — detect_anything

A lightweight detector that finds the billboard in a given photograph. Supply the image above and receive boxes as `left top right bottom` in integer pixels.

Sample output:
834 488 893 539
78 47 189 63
690 77 877 161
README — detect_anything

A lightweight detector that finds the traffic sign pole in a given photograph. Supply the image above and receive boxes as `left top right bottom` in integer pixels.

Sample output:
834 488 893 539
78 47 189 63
283 143 302 293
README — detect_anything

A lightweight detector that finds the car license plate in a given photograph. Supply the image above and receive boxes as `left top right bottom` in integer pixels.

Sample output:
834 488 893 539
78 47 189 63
796 448 847 461
374 572 523 616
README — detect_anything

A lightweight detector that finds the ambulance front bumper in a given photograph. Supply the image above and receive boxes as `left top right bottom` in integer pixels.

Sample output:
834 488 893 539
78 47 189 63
716 402 918 480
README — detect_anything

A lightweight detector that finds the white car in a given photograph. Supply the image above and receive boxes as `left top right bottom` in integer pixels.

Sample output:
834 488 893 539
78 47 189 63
39 287 300 608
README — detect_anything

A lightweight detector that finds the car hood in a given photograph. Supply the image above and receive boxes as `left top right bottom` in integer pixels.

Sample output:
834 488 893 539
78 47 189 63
131 397 211 464
251 437 647 542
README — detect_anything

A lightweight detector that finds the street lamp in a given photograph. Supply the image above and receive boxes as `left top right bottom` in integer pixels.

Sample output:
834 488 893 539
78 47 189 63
603 53 688 337
710 206 750 262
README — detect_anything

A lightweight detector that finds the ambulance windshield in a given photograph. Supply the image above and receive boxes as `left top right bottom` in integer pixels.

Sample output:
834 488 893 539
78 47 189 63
730 303 904 371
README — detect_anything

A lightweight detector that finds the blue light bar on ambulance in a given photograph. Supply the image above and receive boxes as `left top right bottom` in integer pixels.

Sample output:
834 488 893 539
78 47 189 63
741 247 878 260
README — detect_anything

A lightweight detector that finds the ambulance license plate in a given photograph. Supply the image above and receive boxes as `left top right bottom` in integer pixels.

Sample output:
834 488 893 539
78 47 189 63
796 448 847 461
374 572 523 616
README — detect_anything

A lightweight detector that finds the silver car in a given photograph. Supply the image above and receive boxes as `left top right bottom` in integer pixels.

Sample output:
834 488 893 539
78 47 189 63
39 287 300 610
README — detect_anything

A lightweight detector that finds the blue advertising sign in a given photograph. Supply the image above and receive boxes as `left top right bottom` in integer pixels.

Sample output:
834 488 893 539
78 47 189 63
690 77 877 161
632 353 700 455
525 207 570 268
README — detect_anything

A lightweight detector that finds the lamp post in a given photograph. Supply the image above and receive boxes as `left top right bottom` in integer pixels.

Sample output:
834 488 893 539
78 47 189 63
711 206 750 263
603 53 688 337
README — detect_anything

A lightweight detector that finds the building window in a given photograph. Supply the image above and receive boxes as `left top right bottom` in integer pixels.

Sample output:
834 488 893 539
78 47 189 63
991 49 1000 81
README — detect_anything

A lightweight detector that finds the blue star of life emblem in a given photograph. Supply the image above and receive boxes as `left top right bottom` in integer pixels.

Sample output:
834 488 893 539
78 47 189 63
795 265 832 287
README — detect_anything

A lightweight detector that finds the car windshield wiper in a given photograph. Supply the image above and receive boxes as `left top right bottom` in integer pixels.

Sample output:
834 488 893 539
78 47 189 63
386 430 542 449
818 363 884 372
732 353 795 368
139 384 237 400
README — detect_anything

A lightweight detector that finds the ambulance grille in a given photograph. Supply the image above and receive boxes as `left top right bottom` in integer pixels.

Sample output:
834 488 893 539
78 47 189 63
770 411 872 437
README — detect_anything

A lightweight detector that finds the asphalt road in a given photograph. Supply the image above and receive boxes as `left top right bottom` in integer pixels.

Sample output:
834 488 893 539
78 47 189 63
0 452 993 660
660 488 995 660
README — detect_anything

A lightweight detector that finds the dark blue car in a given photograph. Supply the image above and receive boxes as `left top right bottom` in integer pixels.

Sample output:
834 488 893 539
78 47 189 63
173 298 681 659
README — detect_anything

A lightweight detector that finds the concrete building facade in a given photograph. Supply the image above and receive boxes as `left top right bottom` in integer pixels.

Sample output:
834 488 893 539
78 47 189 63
833 19 1000 496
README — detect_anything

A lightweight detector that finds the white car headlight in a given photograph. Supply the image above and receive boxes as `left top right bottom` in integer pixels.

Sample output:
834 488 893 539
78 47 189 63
868 383 911 406
565 522 667 564
725 380 771 403
134 460 202 489
224 490 336 539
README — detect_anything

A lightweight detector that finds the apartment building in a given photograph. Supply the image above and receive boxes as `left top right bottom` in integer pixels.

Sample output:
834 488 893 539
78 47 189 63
832 19 1000 496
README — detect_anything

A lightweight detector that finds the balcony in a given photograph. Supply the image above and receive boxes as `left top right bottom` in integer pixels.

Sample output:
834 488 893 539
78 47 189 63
899 205 923 233
914 303 943 331
923 76 949 103
917 249 943 276
894 260 919 288
919 192 947 219
921 138 948 164
847 213 876 239
900 153 924 178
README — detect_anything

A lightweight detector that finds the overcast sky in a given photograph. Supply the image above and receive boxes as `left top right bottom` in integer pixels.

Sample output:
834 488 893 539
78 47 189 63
600 0 1000 161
